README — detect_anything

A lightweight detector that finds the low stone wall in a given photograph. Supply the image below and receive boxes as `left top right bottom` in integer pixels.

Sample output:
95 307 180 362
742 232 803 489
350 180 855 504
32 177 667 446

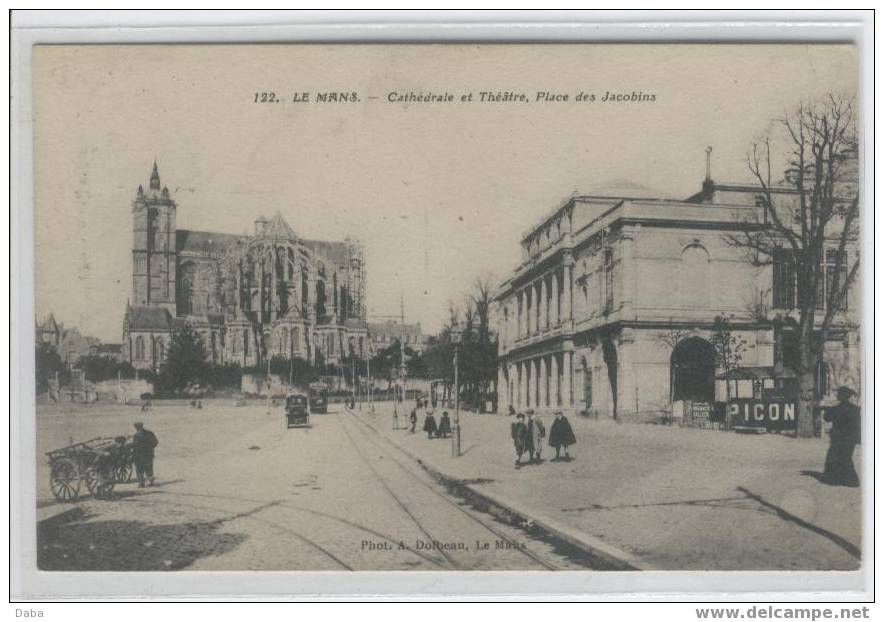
93 379 153 404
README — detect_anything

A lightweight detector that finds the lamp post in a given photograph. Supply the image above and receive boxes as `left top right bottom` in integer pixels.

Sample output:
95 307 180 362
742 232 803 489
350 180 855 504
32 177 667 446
450 322 463 457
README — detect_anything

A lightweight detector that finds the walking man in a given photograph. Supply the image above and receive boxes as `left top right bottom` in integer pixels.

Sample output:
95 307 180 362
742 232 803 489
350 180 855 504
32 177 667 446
409 408 417 434
527 410 545 463
511 413 529 467
822 386 860 487
132 421 159 487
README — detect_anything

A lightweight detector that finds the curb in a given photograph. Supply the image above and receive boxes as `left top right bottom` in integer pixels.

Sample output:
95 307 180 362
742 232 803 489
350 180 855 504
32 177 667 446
347 407 653 571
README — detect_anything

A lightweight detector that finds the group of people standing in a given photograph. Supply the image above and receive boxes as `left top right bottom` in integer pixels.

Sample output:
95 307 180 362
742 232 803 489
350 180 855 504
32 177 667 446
412 407 452 439
509 407 577 467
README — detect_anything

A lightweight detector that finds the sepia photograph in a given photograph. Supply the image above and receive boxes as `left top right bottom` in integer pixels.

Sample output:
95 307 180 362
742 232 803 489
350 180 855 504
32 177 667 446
24 40 864 583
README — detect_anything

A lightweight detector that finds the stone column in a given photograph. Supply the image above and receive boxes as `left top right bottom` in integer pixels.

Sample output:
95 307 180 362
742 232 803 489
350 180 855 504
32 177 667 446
551 271 560 326
550 353 560 407
525 287 532 335
539 356 548 408
497 364 509 415
525 359 532 408
517 291 523 339
563 252 574 321
541 278 548 330
563 350 573 407
535 281 542 333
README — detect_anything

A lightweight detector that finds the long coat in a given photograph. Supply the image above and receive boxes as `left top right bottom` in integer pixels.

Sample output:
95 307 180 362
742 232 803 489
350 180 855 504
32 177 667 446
527 417 545 453
549 415 577 448
511 421 528 454
438 414 452 437
823 402 860 485
132 428 158 462
423 414 438 435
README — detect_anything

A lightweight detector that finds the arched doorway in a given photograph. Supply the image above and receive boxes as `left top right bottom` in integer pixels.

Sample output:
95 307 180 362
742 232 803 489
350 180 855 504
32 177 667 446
671 337 716 402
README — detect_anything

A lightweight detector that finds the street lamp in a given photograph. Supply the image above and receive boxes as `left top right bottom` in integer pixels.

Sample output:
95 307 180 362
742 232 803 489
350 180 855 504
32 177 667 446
450 322 463 457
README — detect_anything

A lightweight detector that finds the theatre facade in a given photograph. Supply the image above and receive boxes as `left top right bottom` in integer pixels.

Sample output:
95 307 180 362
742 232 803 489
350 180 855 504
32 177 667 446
494 172 860 423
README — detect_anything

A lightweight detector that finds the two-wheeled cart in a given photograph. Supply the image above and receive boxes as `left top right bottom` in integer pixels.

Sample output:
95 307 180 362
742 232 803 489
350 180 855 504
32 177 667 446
46 437 131 501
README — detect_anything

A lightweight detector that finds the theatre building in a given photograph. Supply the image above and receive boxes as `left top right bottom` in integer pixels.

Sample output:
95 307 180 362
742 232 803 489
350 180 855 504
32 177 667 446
494 169 860 422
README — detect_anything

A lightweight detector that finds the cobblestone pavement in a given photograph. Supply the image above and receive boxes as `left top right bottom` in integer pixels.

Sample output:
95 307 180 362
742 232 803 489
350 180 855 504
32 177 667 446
358 403 863 571
36 401 594 571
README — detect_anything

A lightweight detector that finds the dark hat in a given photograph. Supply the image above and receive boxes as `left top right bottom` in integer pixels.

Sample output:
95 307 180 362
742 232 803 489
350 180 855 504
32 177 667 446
554 410 564 415
516 413 525 419
525 409 535 415
134 421 143 428
836 386 856 397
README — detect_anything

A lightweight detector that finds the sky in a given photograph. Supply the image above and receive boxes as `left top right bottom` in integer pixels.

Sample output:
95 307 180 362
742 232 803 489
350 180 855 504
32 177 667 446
32 44 858 342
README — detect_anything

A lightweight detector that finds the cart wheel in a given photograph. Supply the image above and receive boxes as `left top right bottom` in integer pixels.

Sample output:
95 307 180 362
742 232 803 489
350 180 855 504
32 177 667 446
85 464 116 499
84 466 99 494
116 461 133 483
50 458 81 502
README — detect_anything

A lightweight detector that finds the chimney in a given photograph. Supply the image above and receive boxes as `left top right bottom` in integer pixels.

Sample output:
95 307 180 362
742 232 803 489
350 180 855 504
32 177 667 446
703 146 714 192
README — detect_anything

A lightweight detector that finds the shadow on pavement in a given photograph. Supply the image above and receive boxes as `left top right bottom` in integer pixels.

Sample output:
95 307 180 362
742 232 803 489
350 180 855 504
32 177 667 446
736 486 860 560
38 502 250 571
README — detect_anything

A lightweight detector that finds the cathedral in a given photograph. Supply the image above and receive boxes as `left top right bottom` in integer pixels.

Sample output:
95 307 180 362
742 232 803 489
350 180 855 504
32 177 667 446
122 162 369 372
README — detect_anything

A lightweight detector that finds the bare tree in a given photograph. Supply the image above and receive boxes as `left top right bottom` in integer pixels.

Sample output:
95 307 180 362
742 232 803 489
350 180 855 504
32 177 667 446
656 320 692 351
726 94 859 437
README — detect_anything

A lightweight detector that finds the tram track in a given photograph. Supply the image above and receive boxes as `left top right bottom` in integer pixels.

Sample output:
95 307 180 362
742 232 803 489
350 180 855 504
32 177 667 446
335 407 461 569
338 407 561 571
119 494 355 570
122 488 448 570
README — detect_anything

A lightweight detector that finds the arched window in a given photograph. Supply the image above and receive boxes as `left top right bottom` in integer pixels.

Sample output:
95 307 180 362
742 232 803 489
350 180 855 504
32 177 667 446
178 262 198 316
135 335 145 360
243 332 249 358
316 280 326 317
156 337 165 363
232 330 240 355
279 328 288 355
679 244 710 308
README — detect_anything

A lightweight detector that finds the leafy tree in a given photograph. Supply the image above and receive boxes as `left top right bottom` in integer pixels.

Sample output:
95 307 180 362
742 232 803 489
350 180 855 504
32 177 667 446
155 325 209 396
35 342 68 394
77 355 136 383
711 314 749 409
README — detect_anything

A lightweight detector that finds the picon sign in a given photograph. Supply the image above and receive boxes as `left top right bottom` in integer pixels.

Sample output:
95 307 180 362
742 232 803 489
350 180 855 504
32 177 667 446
727 398 797 431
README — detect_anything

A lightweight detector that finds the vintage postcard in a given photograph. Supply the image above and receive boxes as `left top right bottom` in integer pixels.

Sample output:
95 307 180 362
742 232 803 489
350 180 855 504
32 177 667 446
27 42 864 582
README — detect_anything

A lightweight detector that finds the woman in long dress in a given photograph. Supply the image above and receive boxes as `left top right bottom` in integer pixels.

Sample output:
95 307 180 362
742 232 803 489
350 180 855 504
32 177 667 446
548 410 577 461
423 410 438 439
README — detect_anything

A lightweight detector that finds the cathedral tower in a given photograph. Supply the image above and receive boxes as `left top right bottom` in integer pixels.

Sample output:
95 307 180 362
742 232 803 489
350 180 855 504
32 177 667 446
132 161 177 311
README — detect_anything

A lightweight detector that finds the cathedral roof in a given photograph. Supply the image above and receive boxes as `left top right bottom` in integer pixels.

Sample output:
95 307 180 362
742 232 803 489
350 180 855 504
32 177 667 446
262 212 299 241
176 229 243 255
126 306 174 331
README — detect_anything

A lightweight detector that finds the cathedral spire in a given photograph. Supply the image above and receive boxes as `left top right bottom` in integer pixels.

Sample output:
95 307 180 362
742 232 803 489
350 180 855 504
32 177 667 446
150 160 161 190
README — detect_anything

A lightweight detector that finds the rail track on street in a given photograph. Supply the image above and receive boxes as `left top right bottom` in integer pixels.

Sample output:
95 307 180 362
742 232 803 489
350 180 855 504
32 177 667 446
338 406 562 571
127 489 449 570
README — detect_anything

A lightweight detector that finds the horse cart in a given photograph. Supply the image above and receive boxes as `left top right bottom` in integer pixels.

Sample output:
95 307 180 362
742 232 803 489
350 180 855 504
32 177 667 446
46 436 134 501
